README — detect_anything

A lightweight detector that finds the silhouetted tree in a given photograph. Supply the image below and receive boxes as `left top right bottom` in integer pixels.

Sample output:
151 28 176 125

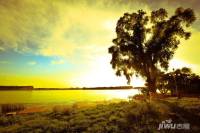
159 67 200 96
108 7 196 95
190 74 200 93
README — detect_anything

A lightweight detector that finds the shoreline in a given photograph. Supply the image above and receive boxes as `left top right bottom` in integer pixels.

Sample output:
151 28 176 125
0 86 138 91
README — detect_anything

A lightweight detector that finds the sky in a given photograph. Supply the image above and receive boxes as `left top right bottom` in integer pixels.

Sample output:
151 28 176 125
0 0 200 88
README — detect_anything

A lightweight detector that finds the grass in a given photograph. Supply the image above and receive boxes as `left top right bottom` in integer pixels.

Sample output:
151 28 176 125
0 98 200 133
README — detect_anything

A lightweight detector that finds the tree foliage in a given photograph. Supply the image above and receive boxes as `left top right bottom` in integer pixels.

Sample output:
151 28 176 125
158 67 200 95
109 7 196 93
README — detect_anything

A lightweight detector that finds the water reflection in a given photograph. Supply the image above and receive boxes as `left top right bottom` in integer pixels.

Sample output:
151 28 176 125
0 89 140 104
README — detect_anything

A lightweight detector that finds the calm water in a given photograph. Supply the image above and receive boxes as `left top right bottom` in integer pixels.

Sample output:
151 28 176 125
0 89 139 104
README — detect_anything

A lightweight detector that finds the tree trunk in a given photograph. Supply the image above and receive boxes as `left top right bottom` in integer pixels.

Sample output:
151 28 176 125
146 77 157 96
145 65 157 98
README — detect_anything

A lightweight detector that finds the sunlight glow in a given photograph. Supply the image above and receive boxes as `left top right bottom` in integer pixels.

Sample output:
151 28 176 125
131 77 145 87
71 56 145 87
70 56 122 87
169 59 197 71
103 20 116 30
98 89 140 100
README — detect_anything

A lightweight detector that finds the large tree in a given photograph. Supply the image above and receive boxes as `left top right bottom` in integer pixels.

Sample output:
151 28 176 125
108 7 196 94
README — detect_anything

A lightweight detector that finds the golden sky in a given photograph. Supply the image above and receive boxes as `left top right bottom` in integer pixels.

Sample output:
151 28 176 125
0 0 199 87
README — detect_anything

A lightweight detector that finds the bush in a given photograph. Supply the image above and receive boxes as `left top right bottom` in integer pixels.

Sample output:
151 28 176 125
0 104 25 114
52 105 72 115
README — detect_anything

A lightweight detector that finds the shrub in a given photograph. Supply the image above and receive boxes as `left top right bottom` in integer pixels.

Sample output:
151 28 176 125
0 104 25 114
52 105 72 115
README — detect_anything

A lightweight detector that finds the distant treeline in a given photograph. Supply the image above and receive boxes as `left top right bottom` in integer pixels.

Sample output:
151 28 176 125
82 86 133 90
0 86 33 90
0 86 134 90
35 86 134 90
157 67 200 96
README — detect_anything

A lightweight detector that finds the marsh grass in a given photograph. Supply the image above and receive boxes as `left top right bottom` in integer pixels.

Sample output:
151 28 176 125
0 99 200 133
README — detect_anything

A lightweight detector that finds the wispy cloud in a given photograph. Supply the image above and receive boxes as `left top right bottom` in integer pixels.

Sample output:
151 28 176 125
0 61 10 64
51 59 65 65
0 0 150 59
28 61 37 66
0 47 4 51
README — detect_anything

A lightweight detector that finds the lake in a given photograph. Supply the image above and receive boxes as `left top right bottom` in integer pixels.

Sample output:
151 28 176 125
0 89 140 104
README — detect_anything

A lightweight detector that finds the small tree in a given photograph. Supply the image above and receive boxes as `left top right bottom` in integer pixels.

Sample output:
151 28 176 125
108 7 195 95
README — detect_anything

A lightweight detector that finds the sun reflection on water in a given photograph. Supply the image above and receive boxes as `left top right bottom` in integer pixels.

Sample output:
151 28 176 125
95 89 140 100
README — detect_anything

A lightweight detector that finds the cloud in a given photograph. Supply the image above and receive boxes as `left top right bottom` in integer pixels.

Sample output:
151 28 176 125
0 0 150 59
0 0 57 52
0 0 199 75
0 0 199 58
